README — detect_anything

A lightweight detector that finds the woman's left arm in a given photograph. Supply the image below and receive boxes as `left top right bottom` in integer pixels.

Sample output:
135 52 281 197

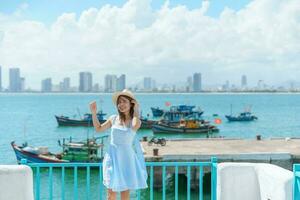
132 100 141 132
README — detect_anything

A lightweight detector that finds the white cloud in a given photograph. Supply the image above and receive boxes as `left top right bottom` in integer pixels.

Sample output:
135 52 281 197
0 0 300 89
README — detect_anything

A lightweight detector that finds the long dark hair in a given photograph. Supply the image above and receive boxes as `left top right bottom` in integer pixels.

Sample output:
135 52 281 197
117 95 135 123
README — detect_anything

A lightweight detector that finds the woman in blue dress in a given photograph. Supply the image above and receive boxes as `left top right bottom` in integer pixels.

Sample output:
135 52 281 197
89 89 148 200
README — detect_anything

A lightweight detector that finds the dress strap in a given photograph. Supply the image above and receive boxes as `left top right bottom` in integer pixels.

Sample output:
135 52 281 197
111 114 118 125
111 114 133 128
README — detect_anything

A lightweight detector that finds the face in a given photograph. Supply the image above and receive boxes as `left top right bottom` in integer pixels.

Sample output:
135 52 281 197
117 96 132 113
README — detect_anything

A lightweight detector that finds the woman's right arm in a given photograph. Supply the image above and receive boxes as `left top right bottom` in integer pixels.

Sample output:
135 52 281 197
89 101 112 132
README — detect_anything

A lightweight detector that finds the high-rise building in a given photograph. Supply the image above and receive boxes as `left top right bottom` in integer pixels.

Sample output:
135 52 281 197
117 74 126 91
241 75 247 88
152 79 156 89
93 83 100 92
143 77 152 90
257 80 264 90
62 77 71 92
20 77 25 91
105 74 118 92
79 72 93 92
104 75 111 92
193 73 202 92
225 80 230 90
186 76 193 92
112 75 117 92
9 68 21 92
41 78 52 92
222 80 230 91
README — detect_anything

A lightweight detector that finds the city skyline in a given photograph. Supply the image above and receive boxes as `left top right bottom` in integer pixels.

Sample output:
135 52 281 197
0 0 300 90
1 66 300 93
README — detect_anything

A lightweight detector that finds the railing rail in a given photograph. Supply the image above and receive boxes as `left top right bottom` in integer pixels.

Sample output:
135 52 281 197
21 157 217 200
293 164 300 200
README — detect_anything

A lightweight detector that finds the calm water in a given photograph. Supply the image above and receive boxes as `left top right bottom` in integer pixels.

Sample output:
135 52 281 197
1 93 300 199
2 93 300 164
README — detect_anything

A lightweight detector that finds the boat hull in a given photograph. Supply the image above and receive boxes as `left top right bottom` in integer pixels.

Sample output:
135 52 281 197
55 116 106 127
140 118 158 129
11 141 103 163
152 124 219 134
140 119 184 129
225 115 258 122
11 142 67 163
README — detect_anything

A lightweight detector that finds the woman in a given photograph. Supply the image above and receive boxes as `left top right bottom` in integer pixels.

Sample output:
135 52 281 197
89 89 148 200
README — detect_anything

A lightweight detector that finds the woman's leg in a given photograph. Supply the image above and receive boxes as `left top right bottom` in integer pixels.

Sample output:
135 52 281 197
120 190 130 200
107 189 117 200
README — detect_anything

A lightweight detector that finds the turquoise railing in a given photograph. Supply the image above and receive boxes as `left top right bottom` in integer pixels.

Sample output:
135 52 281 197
294 164 300 200
21 157 217 200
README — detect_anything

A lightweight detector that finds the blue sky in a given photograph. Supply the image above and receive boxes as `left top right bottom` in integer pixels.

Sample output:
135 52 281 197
1 0 299 89
0 0 251 24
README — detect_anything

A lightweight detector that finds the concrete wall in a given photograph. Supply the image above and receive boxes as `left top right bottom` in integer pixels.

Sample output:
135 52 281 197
0 165 34 200
217 163 293 200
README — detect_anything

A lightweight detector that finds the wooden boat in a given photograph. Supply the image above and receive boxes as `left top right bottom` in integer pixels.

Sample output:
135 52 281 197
170 105 197 112
151 107 164 117
162 110 203 122
152 119 219 134
151 105 203 118
225 105 258 122
55 111 106 127
225 112 258 122
140 117 158 129
11 137 106 163
141 108 204 129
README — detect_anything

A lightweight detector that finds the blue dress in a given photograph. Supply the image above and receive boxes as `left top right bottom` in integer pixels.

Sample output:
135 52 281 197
102 115 148 192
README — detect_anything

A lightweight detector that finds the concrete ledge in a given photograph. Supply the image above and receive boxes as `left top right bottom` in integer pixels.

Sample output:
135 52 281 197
0 165 34 200
162 152 292 161
217 162 293 200
142 138 300 170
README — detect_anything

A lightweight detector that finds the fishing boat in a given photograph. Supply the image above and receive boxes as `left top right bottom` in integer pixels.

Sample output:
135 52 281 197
151 107 165 117
225 112 258 122
55 111 107 127
152 119 219 134
141 108 204 129
151 104 203 118
225 105 258 122
140 117 158 129
170 105 197 112
162 110 204 122
11 137 106 163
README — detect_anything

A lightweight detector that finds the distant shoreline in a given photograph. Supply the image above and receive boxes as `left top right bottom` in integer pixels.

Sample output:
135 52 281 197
1 91 300 95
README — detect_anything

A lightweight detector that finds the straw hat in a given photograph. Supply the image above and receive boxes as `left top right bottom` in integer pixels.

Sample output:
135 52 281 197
112 89 136 105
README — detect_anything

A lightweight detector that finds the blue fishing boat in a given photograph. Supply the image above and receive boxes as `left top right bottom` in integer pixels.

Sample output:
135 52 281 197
225 105 258 122
141 107 204 129
225 112 258 122
140 117 158 129
11 137 106 163
151 104 203 117
170 105 197 112
151 107 164 117
55 111 106 127
162 109 204 122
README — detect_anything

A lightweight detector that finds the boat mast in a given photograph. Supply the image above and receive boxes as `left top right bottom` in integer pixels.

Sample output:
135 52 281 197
77 107 82 119
23 117 29 143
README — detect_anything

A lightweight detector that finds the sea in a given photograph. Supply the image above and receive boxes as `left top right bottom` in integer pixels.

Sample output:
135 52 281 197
1 93 300 199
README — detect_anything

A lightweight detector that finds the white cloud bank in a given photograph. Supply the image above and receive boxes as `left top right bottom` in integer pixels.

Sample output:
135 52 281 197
0 0 300 89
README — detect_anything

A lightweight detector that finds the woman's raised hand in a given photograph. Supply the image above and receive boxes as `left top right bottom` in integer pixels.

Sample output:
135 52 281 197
89 101 97 114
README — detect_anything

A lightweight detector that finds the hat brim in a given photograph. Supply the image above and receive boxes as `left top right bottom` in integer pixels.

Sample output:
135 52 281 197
112 92 136 105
